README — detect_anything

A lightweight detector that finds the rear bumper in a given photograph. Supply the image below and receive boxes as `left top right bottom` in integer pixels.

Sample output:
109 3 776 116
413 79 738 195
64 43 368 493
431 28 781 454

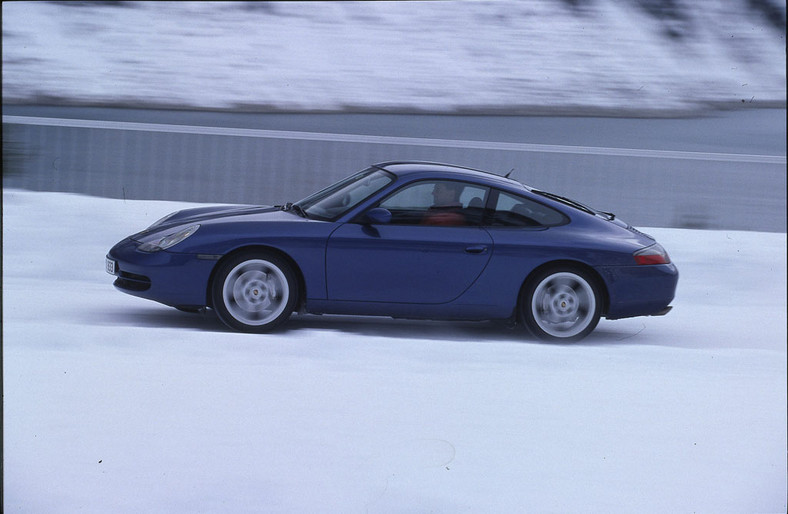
651 305 673 316
596 262 678 320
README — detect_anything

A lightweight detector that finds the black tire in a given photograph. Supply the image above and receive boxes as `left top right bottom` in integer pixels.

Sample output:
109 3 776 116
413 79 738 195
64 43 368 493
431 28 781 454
211 252 298 333
520 267 601 342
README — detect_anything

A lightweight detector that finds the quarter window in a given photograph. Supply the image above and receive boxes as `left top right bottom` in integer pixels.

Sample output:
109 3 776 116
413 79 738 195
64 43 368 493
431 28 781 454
487 190 567 227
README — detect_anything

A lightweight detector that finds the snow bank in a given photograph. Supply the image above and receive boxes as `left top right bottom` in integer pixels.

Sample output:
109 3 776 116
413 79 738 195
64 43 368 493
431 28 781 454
2 1 785 114
3 189 786 512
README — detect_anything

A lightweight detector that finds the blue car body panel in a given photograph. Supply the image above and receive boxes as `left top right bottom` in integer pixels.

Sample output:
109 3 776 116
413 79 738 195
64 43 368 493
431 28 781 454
325 223 493 303
107 161 678 324
109 237 216 307
597 263 678 319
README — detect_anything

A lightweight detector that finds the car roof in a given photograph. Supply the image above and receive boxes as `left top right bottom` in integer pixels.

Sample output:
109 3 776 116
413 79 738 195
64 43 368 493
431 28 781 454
374 161 529 190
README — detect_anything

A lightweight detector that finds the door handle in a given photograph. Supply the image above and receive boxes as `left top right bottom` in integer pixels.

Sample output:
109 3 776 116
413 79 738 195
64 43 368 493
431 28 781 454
465 245 488 254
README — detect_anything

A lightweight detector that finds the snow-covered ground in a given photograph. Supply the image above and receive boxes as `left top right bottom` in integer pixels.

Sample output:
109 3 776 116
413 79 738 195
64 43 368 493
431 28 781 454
2 1 785 114
4 2 785 509
2 188 786 513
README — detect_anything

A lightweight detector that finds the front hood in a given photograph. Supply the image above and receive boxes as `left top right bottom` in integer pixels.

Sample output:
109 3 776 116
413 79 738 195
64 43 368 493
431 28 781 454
131 204 301 241
153 204 277 227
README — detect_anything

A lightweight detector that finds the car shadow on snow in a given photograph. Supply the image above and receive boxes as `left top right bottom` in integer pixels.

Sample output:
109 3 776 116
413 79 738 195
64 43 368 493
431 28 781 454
286 314 527 343
285 316 654 346
96 306 226 332
98 305 650 346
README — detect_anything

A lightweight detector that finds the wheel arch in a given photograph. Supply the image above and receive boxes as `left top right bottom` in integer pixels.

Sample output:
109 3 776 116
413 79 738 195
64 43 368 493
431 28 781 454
205 245 306 310
519 259 610 316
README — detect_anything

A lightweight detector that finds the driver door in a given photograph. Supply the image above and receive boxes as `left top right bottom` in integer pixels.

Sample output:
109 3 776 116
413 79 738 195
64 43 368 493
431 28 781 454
325 180 492 304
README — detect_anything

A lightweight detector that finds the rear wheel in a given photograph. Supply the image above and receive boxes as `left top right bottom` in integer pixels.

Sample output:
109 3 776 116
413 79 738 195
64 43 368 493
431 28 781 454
211 252 298 332
520 267 601 342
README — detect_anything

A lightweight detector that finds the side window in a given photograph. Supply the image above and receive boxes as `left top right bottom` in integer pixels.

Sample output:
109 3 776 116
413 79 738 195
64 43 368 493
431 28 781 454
378 180 489 226
487 190 567 227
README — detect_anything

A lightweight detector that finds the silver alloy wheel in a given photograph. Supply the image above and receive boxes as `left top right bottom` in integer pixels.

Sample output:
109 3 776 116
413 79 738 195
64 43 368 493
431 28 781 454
531 271 596 338
222 259 289 326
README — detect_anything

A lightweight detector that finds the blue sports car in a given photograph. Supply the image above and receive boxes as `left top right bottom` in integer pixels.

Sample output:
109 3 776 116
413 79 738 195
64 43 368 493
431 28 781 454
106 161 678 342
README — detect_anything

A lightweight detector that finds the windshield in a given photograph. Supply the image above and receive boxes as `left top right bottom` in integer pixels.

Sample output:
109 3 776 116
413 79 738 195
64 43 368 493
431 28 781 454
295 167 395 221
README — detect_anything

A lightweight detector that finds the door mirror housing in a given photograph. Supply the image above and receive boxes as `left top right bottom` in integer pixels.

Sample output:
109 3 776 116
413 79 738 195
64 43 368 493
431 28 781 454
363 207 392 225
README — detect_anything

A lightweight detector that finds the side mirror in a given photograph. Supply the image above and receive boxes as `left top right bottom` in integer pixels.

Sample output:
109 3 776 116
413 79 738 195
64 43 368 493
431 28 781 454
363 207 392 225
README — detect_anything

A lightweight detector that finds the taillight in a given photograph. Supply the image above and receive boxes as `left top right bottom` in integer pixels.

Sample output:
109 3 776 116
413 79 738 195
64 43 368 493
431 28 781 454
634 243 671 265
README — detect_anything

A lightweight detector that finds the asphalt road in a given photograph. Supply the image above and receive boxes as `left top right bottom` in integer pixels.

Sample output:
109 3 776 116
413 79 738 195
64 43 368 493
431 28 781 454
3 104 786 156
3 105 786 231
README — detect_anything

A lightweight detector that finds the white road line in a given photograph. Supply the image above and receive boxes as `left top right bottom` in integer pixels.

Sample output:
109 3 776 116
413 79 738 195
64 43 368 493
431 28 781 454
3 114 786 164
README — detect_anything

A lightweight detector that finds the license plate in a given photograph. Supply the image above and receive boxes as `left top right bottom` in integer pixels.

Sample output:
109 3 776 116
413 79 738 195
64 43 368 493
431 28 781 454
105 257 117 275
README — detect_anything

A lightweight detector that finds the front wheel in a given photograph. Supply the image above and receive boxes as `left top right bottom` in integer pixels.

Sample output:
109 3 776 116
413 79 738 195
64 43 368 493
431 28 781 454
211 252 298 332
520 268 601 342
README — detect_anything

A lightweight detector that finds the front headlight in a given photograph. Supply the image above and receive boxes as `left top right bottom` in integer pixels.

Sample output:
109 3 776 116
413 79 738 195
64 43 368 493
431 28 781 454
138 224 200 253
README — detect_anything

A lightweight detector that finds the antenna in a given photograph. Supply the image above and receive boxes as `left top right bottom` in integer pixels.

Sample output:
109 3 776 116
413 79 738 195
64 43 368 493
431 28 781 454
504 168 514 178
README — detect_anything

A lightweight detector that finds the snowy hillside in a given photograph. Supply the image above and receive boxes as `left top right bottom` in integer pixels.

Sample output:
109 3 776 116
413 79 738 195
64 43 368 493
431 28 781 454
2 0 785 114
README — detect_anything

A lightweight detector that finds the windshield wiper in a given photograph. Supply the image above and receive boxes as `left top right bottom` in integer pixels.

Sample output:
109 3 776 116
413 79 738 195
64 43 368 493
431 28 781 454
281 202 309 218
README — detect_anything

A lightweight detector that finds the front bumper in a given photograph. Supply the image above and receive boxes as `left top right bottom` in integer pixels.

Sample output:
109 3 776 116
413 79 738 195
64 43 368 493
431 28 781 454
106 237 218 308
